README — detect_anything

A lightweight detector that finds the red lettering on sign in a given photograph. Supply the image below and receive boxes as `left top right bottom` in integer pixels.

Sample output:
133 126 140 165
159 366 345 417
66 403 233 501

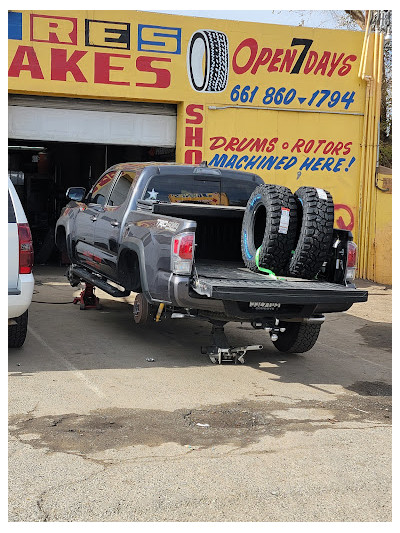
343 142 352 156
313 140 327 153
327 53 345 77
135 56 171 88
51 49 88 82
30 14 77 45
303 51 319 74
338 55 357 76
334 204 354 231
208 137 280 153
185 104 204 124
268 48 284 72
291 139 306 153
291 138 352 155
94 52 130 85
224 138 241 151
8 46 44 79
184 105 204 164
250 47 272 75
279 49 298 72
250 138 268 152
330 142 343 155
185 127 203 147
232 37 357 77
209 137 227 150
314 51 331 75
232 38 258 74
184 150 203 164
236 138 255 151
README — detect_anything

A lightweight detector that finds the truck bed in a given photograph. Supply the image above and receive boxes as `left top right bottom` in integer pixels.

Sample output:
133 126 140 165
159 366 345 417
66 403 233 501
192 261 368 305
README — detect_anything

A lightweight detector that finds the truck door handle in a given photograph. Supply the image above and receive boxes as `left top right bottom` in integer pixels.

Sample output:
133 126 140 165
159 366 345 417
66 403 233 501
90 215 97 222
110 220 119 227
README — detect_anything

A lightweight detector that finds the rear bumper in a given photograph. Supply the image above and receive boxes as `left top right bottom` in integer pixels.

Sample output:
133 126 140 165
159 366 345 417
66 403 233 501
8 273 34 319
169 274 368 320
205 280 368 305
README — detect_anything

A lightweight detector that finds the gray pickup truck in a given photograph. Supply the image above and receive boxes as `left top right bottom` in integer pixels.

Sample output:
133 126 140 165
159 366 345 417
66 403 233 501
56 162 367 363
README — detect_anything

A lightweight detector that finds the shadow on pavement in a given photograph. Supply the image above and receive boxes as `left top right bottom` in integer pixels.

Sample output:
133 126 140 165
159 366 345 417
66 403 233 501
8 266 392 393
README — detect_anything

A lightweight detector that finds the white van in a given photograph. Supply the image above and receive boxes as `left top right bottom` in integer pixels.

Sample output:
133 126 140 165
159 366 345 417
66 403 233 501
8 177 34 348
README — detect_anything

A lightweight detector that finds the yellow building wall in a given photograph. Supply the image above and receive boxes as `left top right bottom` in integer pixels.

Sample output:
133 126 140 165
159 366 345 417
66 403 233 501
372 168 392 285
8 9 366 242
9 10 390 281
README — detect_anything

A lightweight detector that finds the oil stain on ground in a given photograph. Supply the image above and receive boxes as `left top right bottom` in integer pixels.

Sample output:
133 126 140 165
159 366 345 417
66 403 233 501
346 380 392 396
9 384 391 457
355 323 392 352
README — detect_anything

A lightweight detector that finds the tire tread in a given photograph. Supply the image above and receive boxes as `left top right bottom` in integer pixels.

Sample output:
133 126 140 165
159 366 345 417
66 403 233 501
289 187 334 279
8 310 28 348
272 322 321 353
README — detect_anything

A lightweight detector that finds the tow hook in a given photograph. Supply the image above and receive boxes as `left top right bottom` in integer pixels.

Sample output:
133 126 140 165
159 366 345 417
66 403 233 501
252 318 285 341
265 319 286 342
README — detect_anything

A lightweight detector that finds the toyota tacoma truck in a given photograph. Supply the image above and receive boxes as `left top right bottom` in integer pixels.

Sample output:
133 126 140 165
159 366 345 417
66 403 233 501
56 162 367 363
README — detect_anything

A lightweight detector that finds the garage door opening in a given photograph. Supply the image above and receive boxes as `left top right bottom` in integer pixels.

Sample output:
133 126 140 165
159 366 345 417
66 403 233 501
8 94 177 265
8 140 176 265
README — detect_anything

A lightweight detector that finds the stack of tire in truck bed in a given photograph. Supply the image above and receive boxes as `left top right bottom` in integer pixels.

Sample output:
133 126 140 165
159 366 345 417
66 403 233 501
241 184 335 279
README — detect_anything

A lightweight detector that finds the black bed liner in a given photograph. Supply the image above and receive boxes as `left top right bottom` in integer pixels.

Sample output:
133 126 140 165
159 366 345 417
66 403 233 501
192 261 368 305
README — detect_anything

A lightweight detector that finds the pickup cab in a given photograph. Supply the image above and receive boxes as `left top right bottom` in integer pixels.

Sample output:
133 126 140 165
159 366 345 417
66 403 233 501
56 162 367 363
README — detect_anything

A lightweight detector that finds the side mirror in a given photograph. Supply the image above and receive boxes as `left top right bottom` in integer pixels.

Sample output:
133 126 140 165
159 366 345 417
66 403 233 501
66 187 86 202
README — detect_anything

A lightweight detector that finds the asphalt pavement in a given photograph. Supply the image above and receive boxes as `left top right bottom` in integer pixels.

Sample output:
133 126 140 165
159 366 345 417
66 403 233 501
8 266 392 522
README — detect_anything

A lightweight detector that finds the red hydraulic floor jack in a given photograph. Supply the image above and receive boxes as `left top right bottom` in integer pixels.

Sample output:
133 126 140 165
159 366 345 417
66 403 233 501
73 282 102 310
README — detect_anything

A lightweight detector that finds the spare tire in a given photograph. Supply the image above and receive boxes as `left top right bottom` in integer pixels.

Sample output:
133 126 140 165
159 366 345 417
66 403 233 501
241 184 297 274
289 186 334 279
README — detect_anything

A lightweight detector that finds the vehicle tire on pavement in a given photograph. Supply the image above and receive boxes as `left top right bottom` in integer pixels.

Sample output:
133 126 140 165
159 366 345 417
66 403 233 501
289 186 334 279
241 184 297 275
272 321 321 353
133 293 157 325
8 310 28 348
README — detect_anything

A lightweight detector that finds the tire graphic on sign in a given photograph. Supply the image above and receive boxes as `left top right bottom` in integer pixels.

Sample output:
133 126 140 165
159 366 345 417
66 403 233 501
187 30 229 93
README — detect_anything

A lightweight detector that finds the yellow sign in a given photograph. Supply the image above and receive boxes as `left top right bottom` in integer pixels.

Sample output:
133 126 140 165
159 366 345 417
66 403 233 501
8 10 366 236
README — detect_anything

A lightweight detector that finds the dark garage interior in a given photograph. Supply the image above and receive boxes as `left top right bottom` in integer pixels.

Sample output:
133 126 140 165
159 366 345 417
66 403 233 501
8 140 175 265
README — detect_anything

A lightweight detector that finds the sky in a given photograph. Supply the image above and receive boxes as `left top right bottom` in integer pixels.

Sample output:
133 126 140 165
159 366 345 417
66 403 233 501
10 2 386 31
151 9 354 30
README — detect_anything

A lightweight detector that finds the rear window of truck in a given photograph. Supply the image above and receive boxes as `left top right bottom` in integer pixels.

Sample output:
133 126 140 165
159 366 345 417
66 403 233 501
142 175 259 207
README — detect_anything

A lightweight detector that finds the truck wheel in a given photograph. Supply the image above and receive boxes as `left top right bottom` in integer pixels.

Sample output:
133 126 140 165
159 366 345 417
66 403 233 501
272 322 321 353
187 29 229 92
241 184 297 275
8 310 28 348
133 293 156 325
289 187 334 279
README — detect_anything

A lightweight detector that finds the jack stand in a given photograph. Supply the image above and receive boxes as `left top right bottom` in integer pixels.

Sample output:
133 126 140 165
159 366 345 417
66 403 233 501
73 282 102 310
201 321 263 364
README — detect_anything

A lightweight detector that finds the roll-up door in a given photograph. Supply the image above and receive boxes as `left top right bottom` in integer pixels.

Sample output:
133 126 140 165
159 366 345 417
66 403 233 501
8 95 177 147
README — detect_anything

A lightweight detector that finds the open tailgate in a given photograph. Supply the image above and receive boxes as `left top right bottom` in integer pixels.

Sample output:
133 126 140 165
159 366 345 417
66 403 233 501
191 263 368 305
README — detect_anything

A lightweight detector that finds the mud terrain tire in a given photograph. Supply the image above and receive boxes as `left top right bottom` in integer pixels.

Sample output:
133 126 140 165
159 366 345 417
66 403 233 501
289 186 334 279
272 322 321 353
241 184 297 275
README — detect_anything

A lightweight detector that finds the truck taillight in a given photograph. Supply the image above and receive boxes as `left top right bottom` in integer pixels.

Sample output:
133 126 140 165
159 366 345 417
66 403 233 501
18 223 34 274
171 233 195 274
346 241 357 282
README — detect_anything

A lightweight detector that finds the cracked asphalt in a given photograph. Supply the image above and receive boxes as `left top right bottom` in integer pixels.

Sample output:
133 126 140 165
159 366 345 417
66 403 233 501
8 267 392 522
